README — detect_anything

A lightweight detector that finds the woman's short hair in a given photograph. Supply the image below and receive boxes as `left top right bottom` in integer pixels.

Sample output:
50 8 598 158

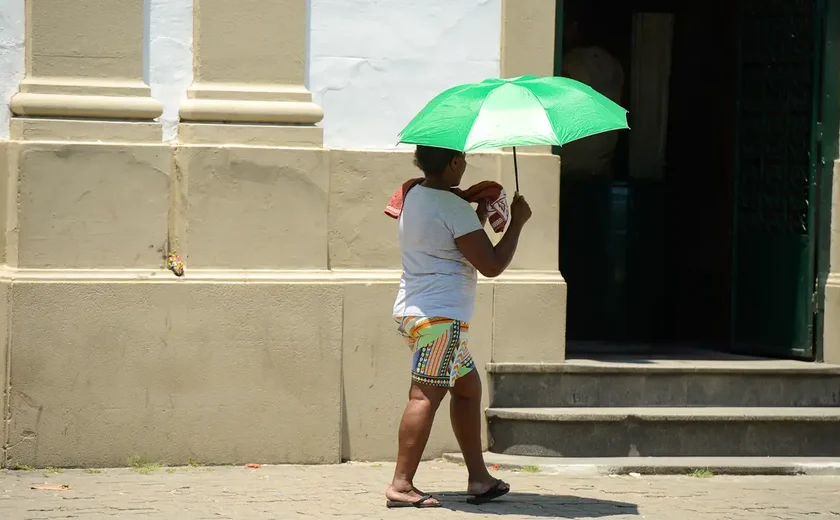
414 145 462 177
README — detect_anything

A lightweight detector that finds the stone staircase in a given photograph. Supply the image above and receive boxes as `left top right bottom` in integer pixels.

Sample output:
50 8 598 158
485 356 840 458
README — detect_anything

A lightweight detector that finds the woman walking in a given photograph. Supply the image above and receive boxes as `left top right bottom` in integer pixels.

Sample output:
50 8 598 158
385 145 532 508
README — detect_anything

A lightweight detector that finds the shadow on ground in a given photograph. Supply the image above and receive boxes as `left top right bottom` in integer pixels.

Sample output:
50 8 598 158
433 491 639 518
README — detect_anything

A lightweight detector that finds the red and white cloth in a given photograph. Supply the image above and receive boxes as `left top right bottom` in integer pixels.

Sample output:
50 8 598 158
385 179 510 233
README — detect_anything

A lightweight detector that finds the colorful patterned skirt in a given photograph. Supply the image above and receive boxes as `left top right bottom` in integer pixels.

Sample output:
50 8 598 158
396 316 476 388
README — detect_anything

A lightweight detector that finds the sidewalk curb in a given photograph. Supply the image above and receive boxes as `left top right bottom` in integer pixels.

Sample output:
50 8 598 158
442 453 840 476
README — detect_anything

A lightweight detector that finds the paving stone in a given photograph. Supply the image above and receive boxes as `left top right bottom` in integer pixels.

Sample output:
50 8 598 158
0 461 838 519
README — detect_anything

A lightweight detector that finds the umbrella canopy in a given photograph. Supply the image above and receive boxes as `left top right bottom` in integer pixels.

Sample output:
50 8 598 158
398 75 629 153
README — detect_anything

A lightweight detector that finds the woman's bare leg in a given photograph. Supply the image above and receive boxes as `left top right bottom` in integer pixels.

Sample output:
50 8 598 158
449 369 508 496
386 382 448 504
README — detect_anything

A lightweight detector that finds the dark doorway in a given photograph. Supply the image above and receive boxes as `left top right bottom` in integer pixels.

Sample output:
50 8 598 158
556 0 831 359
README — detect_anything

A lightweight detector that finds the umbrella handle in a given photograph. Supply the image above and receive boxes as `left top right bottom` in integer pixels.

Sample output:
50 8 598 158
513 146 520 193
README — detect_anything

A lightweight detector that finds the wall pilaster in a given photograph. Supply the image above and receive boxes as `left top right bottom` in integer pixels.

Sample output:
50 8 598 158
10 0 162 141
179 0 323 145
500 0 556 78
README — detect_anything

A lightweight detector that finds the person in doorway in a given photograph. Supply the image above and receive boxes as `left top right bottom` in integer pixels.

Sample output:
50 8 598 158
385 145 532 508
560 10 625 177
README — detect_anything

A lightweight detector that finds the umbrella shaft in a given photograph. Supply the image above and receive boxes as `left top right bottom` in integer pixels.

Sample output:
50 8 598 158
513 146 520 193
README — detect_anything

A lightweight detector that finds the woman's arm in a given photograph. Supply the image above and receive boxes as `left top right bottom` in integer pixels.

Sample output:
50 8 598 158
456 194 532 278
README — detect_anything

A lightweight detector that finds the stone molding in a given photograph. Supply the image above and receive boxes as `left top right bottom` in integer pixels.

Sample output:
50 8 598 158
11 92 162 121
500 0 556 78
11 0 161 122
179 98 323 125
12 79 162 120
0 268 566 284
179 0 323 133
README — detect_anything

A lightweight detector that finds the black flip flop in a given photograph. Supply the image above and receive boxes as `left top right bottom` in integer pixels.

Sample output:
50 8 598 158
386 495 441 508
466 480 510 505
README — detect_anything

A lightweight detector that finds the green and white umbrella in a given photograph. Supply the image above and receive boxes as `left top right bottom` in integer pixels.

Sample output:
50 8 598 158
398 75 629 191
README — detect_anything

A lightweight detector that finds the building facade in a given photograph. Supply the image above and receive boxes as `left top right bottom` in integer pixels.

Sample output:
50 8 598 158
0 0 837 467
0 0 563 467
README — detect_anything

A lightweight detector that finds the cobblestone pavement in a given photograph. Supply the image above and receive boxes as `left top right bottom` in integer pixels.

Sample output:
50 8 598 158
1 461 839 519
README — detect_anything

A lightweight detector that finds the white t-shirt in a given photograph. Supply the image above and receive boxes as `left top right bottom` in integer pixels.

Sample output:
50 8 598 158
393 185 483 323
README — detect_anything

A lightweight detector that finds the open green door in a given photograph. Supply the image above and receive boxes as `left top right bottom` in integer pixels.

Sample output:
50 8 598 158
732 0 826 359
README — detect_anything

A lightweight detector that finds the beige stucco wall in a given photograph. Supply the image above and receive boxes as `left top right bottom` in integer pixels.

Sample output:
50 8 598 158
6 280 344 468
824 159 840 364
175 147 330 269
16 144 170 269
0 142 10 267
0 0 564 468
501 0 556 78
0 141 565 468
0 143 7 466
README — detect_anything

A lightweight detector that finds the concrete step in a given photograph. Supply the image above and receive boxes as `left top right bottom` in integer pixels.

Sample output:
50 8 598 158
488 360 840 407
442 452 840 476
487 407 840 458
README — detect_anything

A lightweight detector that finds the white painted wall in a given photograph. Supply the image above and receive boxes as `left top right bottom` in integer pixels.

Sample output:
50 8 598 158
0 0 501 149
0 0 25 140
146 0 193 142
309 0 502 150
147 0 503 148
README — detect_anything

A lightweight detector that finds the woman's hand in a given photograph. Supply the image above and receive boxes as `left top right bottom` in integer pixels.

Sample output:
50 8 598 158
476 201 489 227
457 193 530 278
510 193 532 227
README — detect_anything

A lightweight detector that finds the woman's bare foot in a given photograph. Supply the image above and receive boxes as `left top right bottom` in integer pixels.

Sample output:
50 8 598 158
466 476 510 504
386 484 441 507
467 474 504 496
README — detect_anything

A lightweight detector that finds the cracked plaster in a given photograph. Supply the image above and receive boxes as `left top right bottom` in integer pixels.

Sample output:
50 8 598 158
309 0 501 149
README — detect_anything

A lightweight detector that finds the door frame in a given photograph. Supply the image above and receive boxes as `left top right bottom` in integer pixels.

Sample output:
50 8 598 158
813 0 840 361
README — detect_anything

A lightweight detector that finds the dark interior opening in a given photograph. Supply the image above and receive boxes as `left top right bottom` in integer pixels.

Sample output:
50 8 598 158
557 0 738 354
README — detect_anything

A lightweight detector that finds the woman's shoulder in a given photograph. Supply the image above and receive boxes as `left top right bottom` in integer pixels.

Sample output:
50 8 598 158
411 185 471 209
